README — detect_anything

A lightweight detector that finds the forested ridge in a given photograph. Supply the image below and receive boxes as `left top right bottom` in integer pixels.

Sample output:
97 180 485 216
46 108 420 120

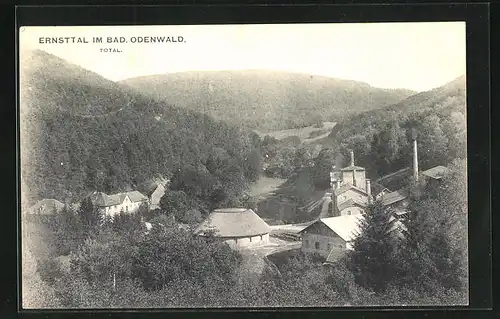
121 70 415 132
20 50 261 209
250 75 467 222
326 75 466 179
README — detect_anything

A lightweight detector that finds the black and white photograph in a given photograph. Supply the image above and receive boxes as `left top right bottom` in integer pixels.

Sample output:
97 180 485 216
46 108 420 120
19 22 468 308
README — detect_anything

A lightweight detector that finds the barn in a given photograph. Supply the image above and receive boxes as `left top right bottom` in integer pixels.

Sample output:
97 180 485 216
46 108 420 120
300 214 407 263
299 215 362 261
194 208 271 249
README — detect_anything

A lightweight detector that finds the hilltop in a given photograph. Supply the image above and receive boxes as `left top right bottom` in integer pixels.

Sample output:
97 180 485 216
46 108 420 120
20 50 133 117
20 50 261 208
120 70 415 132
326 75 467 179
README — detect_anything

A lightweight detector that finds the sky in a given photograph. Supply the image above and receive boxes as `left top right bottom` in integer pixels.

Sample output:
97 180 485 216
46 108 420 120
19 22 466 92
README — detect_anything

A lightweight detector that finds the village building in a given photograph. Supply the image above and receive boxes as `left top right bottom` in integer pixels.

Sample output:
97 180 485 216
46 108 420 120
24 198 64 218
90 190 148 218
300 214 406 263
299 215 362 261
381 187 410 216
329 151 372 217
194 208 271 249
137 177 170 210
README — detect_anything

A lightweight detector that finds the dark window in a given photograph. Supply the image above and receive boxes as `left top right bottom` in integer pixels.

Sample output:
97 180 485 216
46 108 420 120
250 237 252 242
327 243 331 251
315 242 320 249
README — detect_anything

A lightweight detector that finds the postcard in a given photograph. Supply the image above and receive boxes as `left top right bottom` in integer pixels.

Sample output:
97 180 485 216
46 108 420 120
19 22 468 309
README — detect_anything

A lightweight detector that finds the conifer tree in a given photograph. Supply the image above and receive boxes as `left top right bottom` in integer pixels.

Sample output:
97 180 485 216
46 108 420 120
51 204 84 255
347 200 402 293
399 160 468 297
78 197 102 236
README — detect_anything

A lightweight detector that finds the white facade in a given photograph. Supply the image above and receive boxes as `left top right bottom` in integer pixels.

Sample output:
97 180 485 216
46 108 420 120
101 195 145 217
301 232 347 258
339 206 364 216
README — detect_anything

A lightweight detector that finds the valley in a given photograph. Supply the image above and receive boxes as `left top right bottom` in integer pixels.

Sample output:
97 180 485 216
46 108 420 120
19 48 468 309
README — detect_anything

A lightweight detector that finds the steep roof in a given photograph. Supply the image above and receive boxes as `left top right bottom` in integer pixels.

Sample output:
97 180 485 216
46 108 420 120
26 199 64 215
421 166 450 180
90 192 110 206
341 165 366 172
124 191 149 203
194 208 270 238
91 191 148 207
381 188 409 206
336 198 368 212
318 215 363 242
334 184 368 196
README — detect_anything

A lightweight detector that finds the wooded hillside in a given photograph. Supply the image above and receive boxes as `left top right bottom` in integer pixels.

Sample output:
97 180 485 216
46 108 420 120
327 75 466 179
20 50 261 208
121 70 415 132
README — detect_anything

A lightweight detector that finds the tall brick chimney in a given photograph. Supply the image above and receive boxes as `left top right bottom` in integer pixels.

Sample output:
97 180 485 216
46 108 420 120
351 150 357 187
413 138 419 181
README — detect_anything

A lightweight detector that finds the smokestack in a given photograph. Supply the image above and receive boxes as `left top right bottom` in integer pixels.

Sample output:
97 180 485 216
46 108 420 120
413 138 419 181
366 179 371 203
352 168 357 187
351 150 357 186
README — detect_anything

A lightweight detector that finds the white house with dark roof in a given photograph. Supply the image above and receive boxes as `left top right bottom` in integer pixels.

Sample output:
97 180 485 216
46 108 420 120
194 208 271 249
90 190 148 217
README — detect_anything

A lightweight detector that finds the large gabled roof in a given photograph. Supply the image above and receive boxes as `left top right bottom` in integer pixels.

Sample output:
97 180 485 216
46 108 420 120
91 191 148 207
299 215 362 242
194 208 270 238
340 165 366 172
319 215 363 242
334 184 368 196
26 199 64 215
336 198 368 212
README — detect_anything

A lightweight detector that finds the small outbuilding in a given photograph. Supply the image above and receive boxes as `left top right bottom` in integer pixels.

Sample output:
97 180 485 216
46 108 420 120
194 208 271 249
24 199 64 216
